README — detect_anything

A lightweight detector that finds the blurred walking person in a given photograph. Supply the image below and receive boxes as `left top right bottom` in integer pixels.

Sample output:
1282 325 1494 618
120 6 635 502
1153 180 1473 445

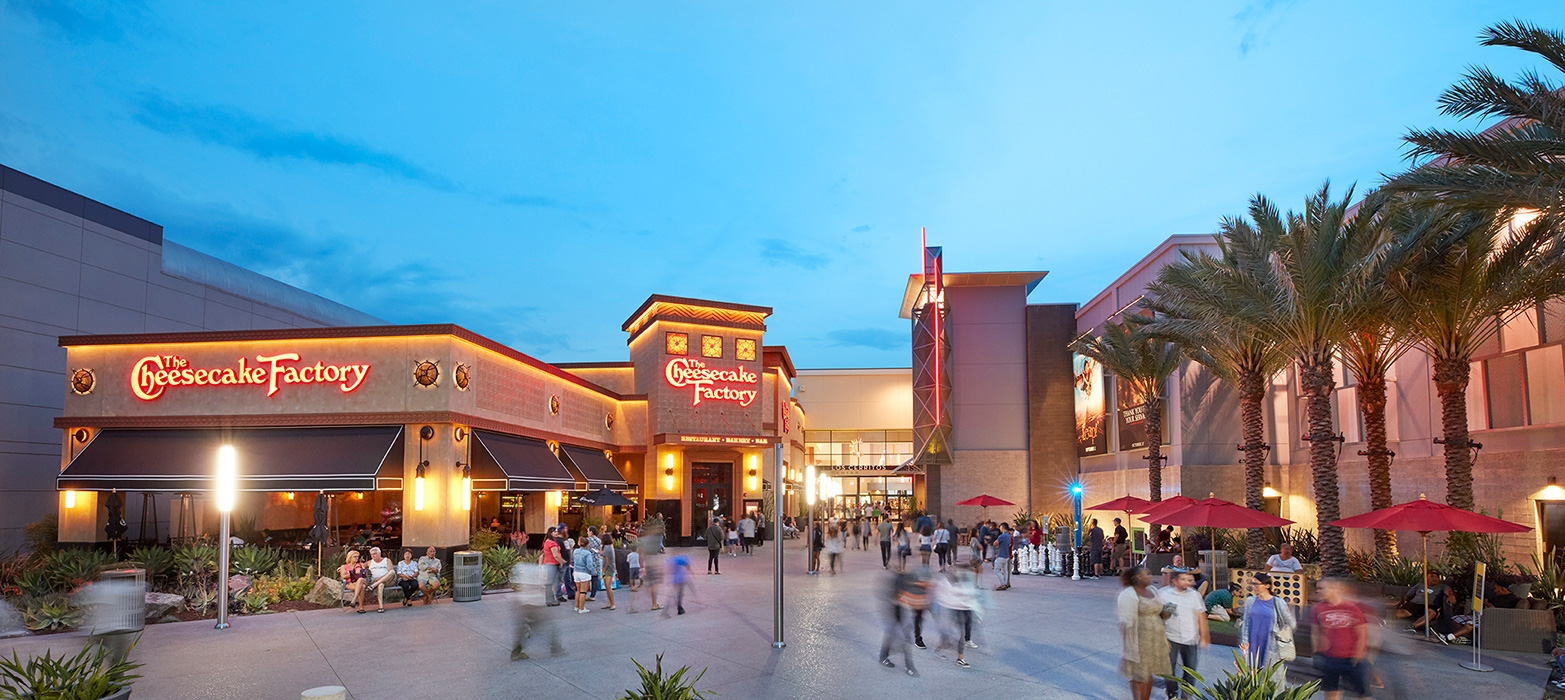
509 560 561 660
810 522 824 574
1117 565 1172 700
825 523 845 574
1159 570 1209 698
879 568 930 677
665 554 693 615
918 524 933 567
740 513 757 555
600 534 617 610
1311 578 1369 700
638 521 665 612
933 520 951 571
851 518 863 550
878 517 894 568
933 560 982 668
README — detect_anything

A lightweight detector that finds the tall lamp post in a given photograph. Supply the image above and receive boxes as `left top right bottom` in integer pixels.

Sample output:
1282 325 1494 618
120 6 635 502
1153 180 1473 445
1069 483 1083 582
214 444 237 630
771 442 785 649
805 465 816 574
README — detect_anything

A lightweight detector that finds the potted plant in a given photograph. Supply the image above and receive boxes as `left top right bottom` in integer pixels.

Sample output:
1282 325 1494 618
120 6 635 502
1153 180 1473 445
619 654 710 700
0 639 142 699
1163 652 1319 700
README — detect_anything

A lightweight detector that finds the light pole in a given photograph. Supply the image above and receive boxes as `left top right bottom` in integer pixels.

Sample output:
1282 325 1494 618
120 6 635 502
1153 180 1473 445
214 444 237 630
805 465 816 574
771 442 785 649
1070 483 1083 582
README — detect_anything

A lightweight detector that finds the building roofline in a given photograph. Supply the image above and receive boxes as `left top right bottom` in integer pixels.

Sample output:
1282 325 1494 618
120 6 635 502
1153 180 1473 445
762 345 796 378
1075 234 1217 322
898 271 1048 319
620 295 772 332
2 165 163 245
59 324 629 401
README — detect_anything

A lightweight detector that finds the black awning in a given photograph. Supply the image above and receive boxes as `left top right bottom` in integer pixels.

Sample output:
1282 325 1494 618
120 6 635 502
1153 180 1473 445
59 426 404 492
471 430 577 492
558 445 628 490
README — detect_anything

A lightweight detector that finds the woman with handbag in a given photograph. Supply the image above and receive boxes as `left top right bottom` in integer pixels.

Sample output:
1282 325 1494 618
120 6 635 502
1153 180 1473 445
1237 572 1297 683
1116 565 1172 700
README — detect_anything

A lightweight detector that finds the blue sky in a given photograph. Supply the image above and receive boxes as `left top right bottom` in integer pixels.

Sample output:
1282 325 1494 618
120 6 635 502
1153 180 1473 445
3 1 1561 368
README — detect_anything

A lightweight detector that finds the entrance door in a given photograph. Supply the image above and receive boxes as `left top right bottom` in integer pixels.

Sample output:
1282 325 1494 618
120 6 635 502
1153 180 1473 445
692 462 732 540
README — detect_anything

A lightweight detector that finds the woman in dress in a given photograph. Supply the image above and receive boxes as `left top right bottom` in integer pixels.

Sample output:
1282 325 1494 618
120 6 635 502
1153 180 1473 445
1116 565 1171 700
338 550 368 613
1236 573 1296 682
824 523 844 574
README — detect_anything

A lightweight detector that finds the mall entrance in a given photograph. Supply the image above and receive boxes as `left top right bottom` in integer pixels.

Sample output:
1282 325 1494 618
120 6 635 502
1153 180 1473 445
692 462 733 538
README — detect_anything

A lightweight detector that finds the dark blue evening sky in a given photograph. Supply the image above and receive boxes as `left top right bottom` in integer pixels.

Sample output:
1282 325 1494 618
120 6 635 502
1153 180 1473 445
3 1 1561 368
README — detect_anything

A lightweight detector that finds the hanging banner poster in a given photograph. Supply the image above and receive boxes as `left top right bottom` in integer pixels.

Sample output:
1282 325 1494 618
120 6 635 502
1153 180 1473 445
1117 380 1169 452
1074 354 1107 456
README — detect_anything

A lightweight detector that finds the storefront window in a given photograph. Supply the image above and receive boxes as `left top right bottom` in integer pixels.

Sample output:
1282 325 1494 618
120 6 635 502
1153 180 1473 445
736 338 756 361
804 429 915 468
666 332 688 355
701 335 723 358
1486 354 1526 429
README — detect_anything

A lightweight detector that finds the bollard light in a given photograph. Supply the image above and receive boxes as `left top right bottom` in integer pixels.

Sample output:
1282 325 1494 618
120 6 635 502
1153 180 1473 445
216 445 237 513
805 465 816 505
215 444 237 630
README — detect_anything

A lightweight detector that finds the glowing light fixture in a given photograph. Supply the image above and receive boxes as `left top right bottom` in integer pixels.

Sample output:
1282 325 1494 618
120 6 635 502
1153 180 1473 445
806 465 816 505
549 490 564 508
285 491 295 501
64 490 76 509
1262 483 1282 498
1545 476 1565 500
664 453 676 492
748 455 759 491
460 462 472 511
216 445 237 513
413 463 427 511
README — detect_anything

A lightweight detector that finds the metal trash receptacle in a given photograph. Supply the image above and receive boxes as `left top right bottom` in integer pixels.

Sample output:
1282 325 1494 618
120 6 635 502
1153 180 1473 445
453 551 482 602
96 568 147 632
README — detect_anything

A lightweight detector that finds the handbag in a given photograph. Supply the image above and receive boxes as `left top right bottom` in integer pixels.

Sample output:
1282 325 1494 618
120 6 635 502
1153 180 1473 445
1273 615 1297 661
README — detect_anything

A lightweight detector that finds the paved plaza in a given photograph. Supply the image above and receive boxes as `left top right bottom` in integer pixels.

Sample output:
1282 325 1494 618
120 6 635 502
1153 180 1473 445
0 541 1551 699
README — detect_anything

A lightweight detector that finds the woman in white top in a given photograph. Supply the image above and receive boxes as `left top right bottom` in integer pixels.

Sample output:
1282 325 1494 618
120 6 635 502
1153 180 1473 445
934 560 983 667
918 525 934 566
933 523 952 571
824 524 845 574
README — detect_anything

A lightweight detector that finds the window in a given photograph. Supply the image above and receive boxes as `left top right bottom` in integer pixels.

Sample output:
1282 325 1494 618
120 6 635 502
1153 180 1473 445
736 338 756 361
666 332 688 355
1543 298 1565 343
1528 345 1565 425
802 429 915 469
1485 354 1526 429
1501 308 1541 353
701 335 723 358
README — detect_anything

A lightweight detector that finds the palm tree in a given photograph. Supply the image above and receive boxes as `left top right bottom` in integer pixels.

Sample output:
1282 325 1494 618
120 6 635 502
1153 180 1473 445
1338 282 1416 564
1380 201 1565 512
1071 318 1182 501
1388 20 1565 213
1144 256 1287 570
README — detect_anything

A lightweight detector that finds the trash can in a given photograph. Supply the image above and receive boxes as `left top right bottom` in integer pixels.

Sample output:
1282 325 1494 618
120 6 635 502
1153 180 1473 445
1198 550 1229 588
94 568 147 634
453 551 482 602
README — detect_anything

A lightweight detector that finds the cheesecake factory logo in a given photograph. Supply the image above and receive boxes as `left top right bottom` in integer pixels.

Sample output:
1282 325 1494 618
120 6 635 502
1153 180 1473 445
664 357 759 407
130 353 371 401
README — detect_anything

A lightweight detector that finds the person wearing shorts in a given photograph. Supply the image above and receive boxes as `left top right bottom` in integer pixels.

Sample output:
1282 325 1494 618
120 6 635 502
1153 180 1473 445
1311 578 1369 699
571 537 595 614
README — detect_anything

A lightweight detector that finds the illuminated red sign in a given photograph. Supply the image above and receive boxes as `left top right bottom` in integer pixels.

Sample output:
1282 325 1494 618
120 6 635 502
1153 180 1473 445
664 358 759 407
130 353 371 401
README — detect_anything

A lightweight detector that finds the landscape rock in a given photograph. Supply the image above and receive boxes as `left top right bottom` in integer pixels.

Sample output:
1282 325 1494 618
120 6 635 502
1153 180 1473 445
144 592 185 620
304 577 346 607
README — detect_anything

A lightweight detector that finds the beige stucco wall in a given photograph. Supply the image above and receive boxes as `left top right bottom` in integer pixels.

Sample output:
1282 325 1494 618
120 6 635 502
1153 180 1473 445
794 369 912 431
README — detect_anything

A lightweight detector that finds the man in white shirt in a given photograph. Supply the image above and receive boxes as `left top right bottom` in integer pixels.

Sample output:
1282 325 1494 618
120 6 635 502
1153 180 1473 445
1158 570 1210 698
365 546 395 612
1266 544 1303 574
739 515 757 555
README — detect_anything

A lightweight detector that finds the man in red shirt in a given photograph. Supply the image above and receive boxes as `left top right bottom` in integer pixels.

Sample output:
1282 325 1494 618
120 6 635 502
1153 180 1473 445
539 526 562 607
1310 578 1369 699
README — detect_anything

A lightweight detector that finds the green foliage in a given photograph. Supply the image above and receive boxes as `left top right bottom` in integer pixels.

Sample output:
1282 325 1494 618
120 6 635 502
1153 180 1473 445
251 574 312 603
15 569 54 598
1530 549 1565 631
172 542 218 580
0 553 39 598
1277 528 1319 564
177 582 218 614
618 654 713 700
126 546 173 582
229 545 279 577
1374 556 1425 587
470 529 502 552
238 589 277 614
0 636 142 699
1441 508 1513 577
322 549 348 577
482 546 523 590
1162 651 1319 700
23 598 82 632
1345 548 1377 582
23 515 57 557
46 549 115 590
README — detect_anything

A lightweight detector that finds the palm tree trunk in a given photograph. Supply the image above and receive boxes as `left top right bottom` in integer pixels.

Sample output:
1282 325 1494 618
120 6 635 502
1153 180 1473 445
1239 369 1268 570
1145 396 1164 503
1302 359 1347 578
1433 357 1476 511
1358 376 1398 563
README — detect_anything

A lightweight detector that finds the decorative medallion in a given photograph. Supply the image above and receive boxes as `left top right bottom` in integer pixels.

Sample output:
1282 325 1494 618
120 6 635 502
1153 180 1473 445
454 363 470 390
665 332 688 355
414 360 440 387
549 395 560 415
735 338 756 361
606 412 615 429
70 369 95 395
701 335 723 358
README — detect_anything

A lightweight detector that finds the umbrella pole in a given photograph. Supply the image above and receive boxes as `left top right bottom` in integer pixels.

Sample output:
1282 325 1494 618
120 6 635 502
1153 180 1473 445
1422 532 1429 640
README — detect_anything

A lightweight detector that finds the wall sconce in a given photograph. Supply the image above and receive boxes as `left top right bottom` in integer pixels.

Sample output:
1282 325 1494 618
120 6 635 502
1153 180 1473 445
1544 476 1565 500
664 453 675 492
64 490 76 509
549 490 563 508
459 461 472 511
1262 483 1282 498
747 455 758 491
414 463 427 511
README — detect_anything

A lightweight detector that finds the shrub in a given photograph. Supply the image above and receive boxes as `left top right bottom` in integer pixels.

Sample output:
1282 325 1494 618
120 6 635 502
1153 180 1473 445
173 542 218 580
1345 548 1376 582
15 569 54 598
1374 556 1424 587
1278 527 1319 564
238 589 277 614
46 549 115 590
0 637 142 699
22 515 57 557
127 546 173 582
178 582 218 614
23 598 82 632
0 553 38 598
1531 549 1565 631
229 546 279 577
619 654 712 700
1163 651 1319 700
251 574 312 603
470 529 502 552
482 546 522 590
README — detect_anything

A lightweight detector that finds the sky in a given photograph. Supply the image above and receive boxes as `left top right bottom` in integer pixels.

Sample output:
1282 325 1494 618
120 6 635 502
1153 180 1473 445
3 1 1562 368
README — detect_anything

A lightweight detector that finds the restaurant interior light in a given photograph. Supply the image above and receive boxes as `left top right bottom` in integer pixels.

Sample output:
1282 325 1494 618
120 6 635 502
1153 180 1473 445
64 490 75 509
216 444 237 513
285 492 295 501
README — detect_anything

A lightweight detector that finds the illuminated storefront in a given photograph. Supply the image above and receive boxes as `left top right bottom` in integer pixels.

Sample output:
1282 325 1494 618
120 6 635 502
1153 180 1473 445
55 295 807 549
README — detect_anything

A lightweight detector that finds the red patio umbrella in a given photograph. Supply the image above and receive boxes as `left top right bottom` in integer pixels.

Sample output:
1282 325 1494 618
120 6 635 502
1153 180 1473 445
1086 496 1155 556
1143 496 1294 586
956 494 1015 522
1330 495 1530 640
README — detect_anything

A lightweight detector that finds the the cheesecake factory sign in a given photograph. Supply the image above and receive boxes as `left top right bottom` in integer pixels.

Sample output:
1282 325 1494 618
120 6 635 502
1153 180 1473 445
130 353 371 401
664 358 759 407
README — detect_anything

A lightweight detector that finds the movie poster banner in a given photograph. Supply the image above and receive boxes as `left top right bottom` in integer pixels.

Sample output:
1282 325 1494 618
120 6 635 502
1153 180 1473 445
1074 354 1107 456
1116 379 1169 452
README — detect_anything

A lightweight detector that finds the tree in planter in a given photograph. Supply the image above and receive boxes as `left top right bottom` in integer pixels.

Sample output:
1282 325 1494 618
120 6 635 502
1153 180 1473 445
1145 248 1287 570
1071 317 1181 502
1379 201 1565 512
